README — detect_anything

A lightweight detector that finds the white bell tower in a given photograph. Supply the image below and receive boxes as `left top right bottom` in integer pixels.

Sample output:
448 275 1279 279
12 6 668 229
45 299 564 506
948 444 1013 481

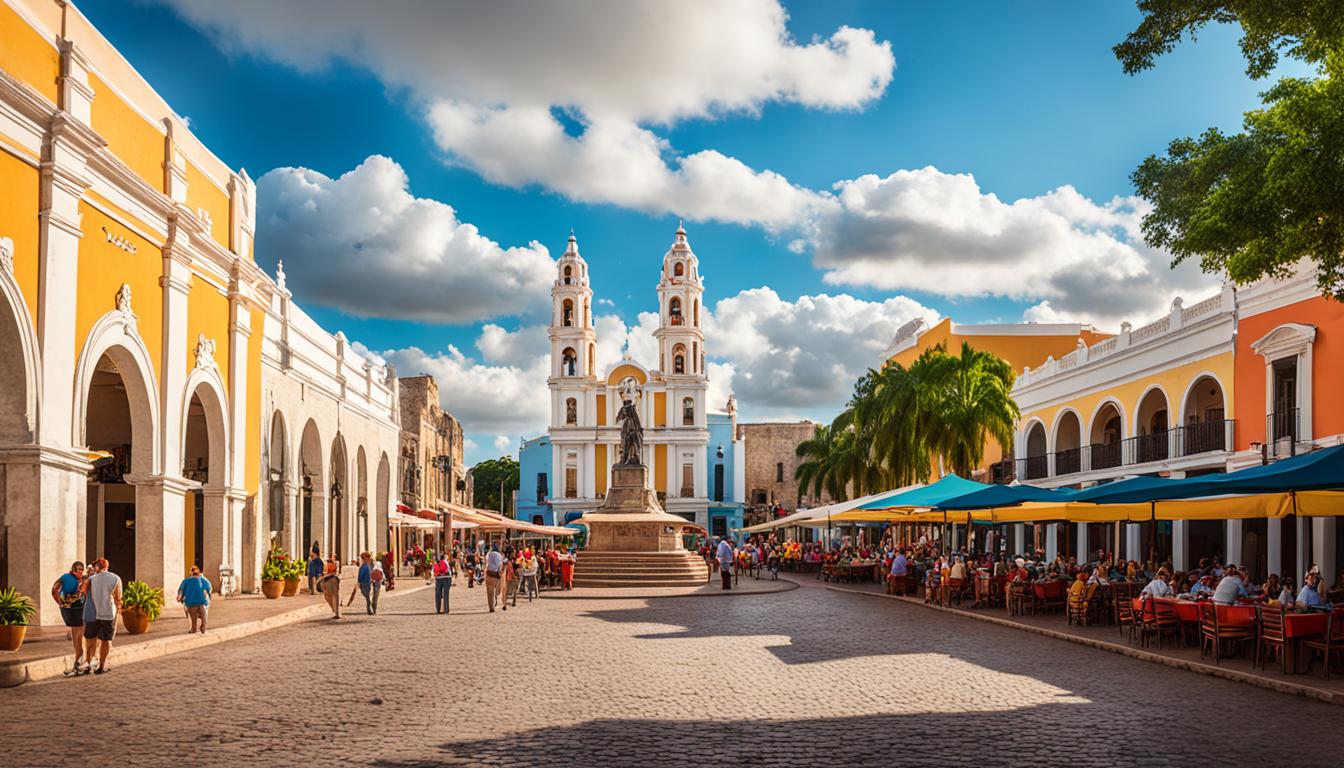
549 233 597 429
653 223 706 380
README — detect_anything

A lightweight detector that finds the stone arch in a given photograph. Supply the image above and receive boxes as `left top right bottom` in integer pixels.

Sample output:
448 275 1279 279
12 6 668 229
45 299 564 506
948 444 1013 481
1052 408 1084 475
266 410 288 538
1133 384 1171 437
298 418 325 556
73 309 161 475
356 444 369 554
1087 398 1126 446
0 244 41 444
330 433 349 561
1022 419 1048 480
1087 398 1125 470
376 451 391 552
180 369 230 578
1178 372 1227 426
180 367 230 488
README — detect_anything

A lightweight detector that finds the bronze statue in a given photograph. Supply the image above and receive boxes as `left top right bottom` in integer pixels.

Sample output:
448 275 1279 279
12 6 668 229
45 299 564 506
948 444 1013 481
616 397 643 466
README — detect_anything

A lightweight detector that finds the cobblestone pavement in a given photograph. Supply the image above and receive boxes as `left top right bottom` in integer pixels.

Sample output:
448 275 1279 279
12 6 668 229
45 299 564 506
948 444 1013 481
1 578 1336 767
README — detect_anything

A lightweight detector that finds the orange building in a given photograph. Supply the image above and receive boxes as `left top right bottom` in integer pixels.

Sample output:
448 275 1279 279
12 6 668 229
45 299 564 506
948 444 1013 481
883 318 1111 479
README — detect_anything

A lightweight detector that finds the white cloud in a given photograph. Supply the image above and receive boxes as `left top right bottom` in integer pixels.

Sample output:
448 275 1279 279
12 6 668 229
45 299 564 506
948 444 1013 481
704 288 939 418
156 0 892 123
493 435 512 452
256 155 555 323
593 312 659 376
811 169 1220 328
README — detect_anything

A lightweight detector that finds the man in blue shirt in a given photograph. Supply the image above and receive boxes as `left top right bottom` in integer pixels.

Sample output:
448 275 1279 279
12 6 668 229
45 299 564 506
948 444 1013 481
349 552 377 615
1297 572 1328 610
1211 564 1248 605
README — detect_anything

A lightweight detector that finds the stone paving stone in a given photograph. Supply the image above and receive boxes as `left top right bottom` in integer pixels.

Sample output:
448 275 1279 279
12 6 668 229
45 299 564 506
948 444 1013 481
0 578 1336 767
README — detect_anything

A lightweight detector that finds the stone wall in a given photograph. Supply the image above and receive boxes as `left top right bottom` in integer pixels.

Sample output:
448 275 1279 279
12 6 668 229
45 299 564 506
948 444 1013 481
398 375 469 510
736 421 832 522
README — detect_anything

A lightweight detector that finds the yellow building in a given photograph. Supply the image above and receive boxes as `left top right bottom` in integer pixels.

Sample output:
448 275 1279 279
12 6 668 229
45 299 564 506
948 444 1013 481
1010 288 1238 569
883 318 1110 479
0 0 400 624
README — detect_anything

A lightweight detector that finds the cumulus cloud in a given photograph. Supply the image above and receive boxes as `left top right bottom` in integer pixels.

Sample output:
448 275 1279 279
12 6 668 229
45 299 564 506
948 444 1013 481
811 169 1220 328
704 288 939 418
256 155 555 323
493 435 512 453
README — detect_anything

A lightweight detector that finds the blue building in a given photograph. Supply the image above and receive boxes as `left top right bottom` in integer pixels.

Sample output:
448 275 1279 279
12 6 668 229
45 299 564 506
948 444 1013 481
516 435 555 527
705 399 746 540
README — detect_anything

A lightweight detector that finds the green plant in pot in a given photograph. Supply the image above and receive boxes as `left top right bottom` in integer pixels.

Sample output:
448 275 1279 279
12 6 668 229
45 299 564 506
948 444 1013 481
120 580 164 635
281 552 304 596
261 547 288 599
0 587 37 651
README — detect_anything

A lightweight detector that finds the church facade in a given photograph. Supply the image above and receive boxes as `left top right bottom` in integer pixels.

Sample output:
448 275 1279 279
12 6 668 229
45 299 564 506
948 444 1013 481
543 227 717 529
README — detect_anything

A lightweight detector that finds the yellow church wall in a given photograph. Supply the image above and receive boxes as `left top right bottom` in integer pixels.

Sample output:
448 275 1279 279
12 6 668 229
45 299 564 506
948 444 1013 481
654 445 667 493
244 308 265 495
0 2 59 104
595 393 606 426
185 273 231 394
185 160 231 251
607 363 647 385
595 444 607 496
653 392 666 427
1021 352 1236 442
75 201 162 379
0 147 41 323
88 73 165 193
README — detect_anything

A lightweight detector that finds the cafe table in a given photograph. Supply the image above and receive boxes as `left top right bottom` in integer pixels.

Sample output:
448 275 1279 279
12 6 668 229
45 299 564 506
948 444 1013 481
1283 611 1329 673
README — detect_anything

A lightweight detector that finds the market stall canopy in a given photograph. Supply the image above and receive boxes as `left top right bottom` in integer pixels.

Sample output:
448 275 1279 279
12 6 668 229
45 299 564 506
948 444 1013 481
934 483 1076 511
837 475 992 521
389 510 439 529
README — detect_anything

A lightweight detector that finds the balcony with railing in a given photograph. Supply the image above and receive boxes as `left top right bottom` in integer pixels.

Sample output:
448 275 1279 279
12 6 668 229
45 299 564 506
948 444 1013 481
989 458 1015 485
1266 407 1300 458
1053 447 1081 476
1020 454 1049 481
1180 418 1235 456
1126 431 1169 465
1088 440 1122 471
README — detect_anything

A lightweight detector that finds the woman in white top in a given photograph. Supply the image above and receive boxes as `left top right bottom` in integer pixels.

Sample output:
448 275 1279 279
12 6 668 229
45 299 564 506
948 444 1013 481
1140 567 1173 598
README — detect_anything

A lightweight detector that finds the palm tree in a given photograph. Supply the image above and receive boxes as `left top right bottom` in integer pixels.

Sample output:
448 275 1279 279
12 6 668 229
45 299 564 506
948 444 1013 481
920 341 1019 477
794 423 850 503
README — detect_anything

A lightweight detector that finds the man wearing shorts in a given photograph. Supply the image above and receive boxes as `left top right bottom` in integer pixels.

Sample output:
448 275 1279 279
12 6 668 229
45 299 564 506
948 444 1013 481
83 558 122 675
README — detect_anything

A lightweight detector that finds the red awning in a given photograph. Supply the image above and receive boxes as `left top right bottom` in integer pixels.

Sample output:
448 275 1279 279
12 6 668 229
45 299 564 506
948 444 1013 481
415 508 438 521
396 503 415 514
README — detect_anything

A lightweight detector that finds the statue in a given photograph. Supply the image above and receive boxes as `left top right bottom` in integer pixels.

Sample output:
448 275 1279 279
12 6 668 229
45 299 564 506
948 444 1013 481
616 397 643 466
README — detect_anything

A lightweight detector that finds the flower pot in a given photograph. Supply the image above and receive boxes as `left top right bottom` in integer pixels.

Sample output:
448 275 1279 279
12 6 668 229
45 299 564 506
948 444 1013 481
261 579 284 599
0 624 26 652
282 576 301 596
121 608 151 635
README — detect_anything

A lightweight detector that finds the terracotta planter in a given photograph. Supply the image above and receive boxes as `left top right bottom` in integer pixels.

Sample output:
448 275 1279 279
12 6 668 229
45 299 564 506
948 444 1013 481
261 579 284 599
282 577 301 597
0 624 26 652
121 608 151 635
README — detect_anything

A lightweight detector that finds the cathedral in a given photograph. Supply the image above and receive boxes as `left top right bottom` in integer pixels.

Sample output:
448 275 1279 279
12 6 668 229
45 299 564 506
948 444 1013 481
536 225 731 530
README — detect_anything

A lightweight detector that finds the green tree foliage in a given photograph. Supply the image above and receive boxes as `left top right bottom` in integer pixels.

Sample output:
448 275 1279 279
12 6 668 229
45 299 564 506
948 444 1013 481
796 343 1018 501
1118 1 1344 297
471 456 519 514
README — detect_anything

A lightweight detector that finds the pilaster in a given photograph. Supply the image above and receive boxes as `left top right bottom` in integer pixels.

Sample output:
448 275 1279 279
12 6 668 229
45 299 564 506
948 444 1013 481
0 446 90 625
127 473 193 589
159 230 193 482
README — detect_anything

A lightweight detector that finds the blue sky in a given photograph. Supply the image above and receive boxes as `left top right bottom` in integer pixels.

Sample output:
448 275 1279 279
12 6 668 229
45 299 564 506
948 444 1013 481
81 1 1289 462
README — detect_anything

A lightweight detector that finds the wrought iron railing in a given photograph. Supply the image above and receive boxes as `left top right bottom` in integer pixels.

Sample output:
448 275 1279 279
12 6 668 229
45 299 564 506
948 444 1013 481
1089 441 1122 471
1267 407 1299 456
1127 431 1169 464
1021 454 1048 481
1053 447 1081 476
989 459 1014 485
1180 418 1233 456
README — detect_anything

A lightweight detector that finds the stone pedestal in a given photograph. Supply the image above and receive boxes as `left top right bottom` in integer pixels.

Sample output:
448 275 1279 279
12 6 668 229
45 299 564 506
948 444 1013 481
573 463 707 587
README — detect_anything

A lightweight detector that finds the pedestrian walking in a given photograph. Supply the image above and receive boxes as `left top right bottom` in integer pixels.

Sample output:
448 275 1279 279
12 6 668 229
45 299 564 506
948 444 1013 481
716 537 734 590
305 549 323 595
83 558 122 674
52 561 86 674
503 554 520 610
380 550 396 591
484 543 503 612
369 559 384 614
559 551 575 591
347 552 378 615
319 554 342 618
464 548 478 588
519 548 540 601
176 565 212 633
432 553 452 614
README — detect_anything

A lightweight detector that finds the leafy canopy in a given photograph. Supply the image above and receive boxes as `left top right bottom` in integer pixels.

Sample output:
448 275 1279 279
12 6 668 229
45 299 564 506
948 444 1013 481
472 455 519 513
1118 1 1344 297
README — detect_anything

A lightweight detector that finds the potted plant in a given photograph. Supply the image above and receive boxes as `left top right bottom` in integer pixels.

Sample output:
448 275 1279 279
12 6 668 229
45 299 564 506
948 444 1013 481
0 587 36 651
282 554 303 596
261 548 287 599
120 580 164 635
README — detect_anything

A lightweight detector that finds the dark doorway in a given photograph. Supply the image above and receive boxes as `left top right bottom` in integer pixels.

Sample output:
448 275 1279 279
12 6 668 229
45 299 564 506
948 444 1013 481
714 464 724 502
104 502 136 578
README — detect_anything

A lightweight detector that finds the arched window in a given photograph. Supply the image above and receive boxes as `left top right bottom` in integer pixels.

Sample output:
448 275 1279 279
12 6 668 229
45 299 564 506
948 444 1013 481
562 348 577 376
682 397 694 426
562 265 572 285
672 344 686 374
669 297 682 326
565 398 577 425
562 298 574 327
588 342 595 376
674 261 685 277
693 299 699 327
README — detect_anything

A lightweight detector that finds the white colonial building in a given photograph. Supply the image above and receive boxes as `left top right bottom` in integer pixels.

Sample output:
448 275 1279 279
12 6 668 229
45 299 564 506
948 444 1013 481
546 227 713 528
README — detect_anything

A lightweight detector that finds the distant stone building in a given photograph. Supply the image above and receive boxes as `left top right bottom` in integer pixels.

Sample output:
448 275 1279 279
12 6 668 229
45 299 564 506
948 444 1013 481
397 375 470 514
737 421 832 526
